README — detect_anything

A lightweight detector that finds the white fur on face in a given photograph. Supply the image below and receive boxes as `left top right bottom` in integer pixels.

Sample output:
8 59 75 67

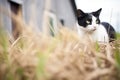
85 15 99 32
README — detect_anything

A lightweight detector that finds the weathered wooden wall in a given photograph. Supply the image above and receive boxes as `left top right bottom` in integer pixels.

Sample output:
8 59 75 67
0 0 76 34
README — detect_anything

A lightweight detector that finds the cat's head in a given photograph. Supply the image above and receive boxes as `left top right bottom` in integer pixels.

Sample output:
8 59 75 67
77 8 102 32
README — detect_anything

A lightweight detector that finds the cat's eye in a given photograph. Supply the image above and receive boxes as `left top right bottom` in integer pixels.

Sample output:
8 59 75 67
96 20 99 24
86 20 90 24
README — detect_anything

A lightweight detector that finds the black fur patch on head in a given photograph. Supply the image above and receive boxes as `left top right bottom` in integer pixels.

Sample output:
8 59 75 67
76 9 102 28
77 13 92 27
92 8 102 17
76 9 91 27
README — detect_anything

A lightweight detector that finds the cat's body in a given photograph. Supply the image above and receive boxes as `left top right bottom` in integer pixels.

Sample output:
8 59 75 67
76 8 116 43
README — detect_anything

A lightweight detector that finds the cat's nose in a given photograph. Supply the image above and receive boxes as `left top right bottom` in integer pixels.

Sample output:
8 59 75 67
93 27 96 30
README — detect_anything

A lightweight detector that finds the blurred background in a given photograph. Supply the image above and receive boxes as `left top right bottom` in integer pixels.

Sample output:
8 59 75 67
0 0 77 38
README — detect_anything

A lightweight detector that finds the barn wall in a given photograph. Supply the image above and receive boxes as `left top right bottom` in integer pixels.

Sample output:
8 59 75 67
0 0 12 34
22 0 45 31
52 0 76 28
0 0 76 34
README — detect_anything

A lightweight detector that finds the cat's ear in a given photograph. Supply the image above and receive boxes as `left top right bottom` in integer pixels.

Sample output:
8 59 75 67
77 9 85 18
92 8 102 17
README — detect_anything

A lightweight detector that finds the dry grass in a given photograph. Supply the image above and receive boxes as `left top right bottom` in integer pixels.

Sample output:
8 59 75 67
0 7 120 80
0 24 120 80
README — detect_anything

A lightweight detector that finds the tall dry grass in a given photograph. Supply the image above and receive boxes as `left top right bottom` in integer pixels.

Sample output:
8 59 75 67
0 5 120 80
0 21 120 80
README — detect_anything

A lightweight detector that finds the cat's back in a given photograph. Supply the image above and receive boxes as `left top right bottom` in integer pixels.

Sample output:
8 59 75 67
101 22 116 42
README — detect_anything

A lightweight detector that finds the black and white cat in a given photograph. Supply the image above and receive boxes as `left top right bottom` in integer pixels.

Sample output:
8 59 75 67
76 8 116 43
